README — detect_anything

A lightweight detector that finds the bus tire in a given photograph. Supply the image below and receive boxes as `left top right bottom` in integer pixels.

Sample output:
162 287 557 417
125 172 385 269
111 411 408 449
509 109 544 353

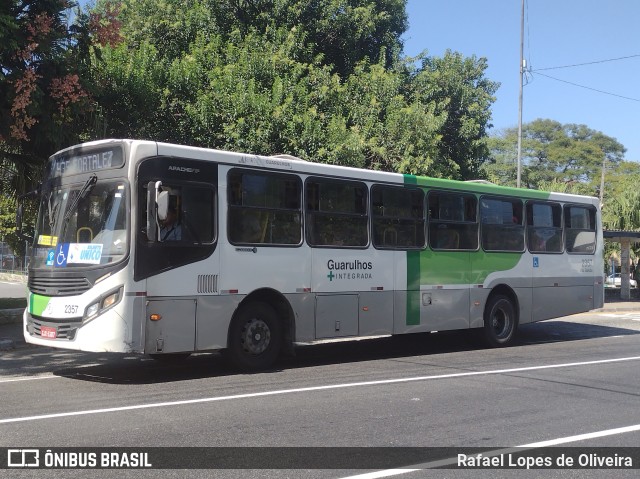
227 301 282 371
482 294 518 347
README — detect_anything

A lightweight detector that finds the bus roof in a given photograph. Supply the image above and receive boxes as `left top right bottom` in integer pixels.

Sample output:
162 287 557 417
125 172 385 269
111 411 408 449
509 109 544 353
54 139 599 206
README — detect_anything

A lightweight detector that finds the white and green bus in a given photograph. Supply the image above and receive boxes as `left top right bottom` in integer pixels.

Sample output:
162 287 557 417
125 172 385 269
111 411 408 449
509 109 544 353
19 139 604 369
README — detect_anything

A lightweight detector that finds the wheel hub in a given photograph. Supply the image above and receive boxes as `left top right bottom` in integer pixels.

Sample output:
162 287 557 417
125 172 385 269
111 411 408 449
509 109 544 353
241 318 271 355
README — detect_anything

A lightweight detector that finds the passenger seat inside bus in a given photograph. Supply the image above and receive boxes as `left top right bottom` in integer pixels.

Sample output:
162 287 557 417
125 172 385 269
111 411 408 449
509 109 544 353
436 228 459 249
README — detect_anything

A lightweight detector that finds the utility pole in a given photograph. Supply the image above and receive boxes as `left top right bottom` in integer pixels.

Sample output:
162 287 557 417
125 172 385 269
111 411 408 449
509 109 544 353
516 0 525 188
599 153 606 206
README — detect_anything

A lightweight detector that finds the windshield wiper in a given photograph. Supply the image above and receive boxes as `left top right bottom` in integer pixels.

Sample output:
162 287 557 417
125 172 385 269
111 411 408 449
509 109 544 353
63 175 98 225
47 191 60 232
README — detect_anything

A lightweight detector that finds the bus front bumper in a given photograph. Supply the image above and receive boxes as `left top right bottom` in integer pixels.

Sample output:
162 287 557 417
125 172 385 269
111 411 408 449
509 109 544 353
23 307 142 353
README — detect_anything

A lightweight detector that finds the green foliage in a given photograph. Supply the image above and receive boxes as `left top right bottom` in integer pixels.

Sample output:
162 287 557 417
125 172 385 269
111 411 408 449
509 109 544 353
602 184 640 266
87 1 496 179
91 41 168 139
536 179 594 196
0 193 36 257
2 0 499 192
412 51 499 179
484 119 626 192
0 0 93 195
603 187 640 232
116 0 407 77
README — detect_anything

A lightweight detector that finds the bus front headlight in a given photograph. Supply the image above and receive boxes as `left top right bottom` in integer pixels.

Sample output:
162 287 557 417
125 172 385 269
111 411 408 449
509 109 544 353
85 302 100 319
84 286 123 320
102 290 120 309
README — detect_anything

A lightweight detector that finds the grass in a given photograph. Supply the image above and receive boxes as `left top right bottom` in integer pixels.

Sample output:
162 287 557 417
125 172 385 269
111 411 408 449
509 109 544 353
0 297 27 309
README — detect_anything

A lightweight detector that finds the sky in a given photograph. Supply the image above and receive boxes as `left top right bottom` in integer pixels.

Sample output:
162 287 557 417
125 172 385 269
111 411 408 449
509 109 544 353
402 0 640 161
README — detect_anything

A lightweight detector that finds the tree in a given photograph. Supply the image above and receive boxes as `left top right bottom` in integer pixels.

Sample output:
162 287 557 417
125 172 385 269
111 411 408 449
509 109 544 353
484 119 626 192
0 0 94 196
411 51 499 180
115 0 407 77
88 1 496 179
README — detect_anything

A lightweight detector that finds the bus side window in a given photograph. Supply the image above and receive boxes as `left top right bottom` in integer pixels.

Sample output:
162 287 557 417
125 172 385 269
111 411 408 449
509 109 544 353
181 187 215 243
480 197 524 252
435 227 459 249
371 185 425 250
305 178 368 248
428 191 478 251
228 169 302 246
526 201 563 253
564 205 596 254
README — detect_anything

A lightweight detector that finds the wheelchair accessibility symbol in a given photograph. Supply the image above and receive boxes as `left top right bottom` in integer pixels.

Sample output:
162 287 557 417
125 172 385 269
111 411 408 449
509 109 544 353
533 256 539 268
54 243 69 267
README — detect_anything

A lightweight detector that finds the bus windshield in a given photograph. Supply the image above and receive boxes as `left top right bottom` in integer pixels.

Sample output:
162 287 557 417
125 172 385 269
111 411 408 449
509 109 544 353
30 178 129 269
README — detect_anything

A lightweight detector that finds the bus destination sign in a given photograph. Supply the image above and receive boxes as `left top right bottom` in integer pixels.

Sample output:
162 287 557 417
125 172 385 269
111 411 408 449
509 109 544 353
49 147 124 178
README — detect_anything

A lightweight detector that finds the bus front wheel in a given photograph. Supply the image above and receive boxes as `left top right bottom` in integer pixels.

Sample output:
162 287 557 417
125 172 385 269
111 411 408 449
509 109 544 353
227 301 282 371
482 294 518 347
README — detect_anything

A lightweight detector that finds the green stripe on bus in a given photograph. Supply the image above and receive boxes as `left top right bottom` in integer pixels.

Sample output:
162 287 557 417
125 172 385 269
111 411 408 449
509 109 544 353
401 173 536 326
29 294 50 316
404 250 523 326
403 174 552 199
406 250 421 325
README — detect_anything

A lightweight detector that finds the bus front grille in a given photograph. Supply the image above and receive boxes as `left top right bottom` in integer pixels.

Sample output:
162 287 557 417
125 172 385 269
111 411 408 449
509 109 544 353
28 276 91 296
29 316 82 340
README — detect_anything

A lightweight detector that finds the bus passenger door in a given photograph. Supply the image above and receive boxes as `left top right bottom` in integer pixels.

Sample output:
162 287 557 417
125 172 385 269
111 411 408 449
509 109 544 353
135 155 218 355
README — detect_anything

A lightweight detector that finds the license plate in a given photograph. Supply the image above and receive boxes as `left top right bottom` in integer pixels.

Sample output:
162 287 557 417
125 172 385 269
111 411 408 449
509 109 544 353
40 326 57 339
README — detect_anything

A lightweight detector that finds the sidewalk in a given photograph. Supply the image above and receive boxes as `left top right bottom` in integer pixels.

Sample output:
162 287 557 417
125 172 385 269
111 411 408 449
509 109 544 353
2 299 639 351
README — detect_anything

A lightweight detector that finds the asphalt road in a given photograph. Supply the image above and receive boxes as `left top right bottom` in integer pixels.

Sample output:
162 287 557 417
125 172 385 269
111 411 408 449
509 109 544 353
1 311 640 479
0 279 27 299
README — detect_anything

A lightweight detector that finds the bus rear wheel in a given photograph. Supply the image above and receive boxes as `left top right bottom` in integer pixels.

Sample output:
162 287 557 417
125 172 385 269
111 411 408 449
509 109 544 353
227 301 282 371
482 294 518 347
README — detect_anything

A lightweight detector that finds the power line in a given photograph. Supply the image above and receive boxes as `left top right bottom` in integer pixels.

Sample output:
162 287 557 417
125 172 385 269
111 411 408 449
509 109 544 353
533 54 640 71
533 71 640 102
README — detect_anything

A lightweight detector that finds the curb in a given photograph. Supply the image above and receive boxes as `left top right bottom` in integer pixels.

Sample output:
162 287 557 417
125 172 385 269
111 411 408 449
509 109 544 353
0 272 27 283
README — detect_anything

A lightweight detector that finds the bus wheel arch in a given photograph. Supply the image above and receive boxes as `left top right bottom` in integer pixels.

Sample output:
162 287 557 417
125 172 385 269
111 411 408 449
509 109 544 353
482 286 519 347
226 289 294 370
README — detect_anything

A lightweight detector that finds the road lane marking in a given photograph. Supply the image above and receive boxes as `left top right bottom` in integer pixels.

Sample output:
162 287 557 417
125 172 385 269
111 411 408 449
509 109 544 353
0 375 57 384
1 355 640 425
522 423 640 447
339 424 640 478
340 470 419 479
599 313 640 320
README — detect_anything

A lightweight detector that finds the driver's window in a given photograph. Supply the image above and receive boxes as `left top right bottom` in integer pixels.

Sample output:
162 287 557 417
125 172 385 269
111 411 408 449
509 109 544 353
158 188 182 241
140 183 215 244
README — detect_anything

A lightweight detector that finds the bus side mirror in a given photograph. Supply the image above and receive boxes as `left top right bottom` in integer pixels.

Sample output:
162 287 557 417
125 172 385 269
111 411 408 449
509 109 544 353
157 190 168 221
146 181 168 242
146 181 159 242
